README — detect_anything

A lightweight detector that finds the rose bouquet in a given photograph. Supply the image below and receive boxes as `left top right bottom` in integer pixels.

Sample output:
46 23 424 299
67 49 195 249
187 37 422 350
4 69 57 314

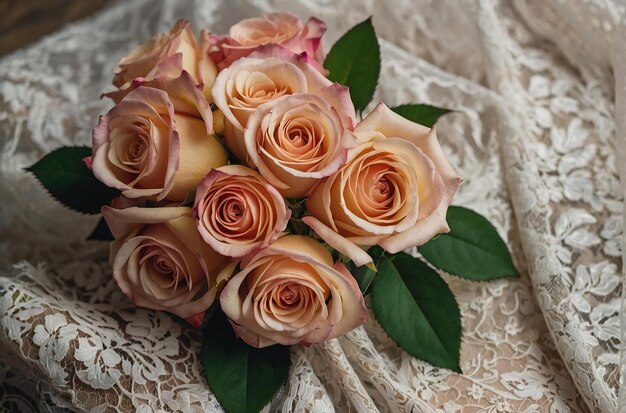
28 12 517 413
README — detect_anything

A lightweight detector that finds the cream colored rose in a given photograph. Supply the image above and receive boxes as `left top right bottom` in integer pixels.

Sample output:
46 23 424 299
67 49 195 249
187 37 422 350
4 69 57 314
102 206 231 324
212 46 333 161
92 73 227 201
208 12 326 72
111 20 217 102
243 89 356 198
220 235 367 347
193 165 290 258
303 103 462 266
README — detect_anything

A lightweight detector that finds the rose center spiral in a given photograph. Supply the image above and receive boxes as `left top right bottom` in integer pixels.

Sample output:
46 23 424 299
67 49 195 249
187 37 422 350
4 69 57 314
373 176 393 202
287 127 309 147
274 283 302 307
129 139 147 161
221 199 244 223
152 255 174 276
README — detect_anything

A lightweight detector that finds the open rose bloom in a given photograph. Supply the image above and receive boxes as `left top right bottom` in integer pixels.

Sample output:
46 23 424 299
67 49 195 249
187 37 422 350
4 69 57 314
110 19 218 101
304 103 462 266
102 206 230 325
207 12 326 72
92 72 227 201
194 165 290 258
84 14 460 349
244 90 356 197
220 235 367 347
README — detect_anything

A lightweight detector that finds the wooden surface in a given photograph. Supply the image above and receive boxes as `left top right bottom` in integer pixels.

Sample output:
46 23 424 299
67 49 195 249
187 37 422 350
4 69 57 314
0 0 112 56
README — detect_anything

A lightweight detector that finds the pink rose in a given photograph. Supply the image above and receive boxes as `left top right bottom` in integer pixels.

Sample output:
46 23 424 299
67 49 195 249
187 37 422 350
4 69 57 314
303 103 462 266
212 46 334 161
92 73 227 201
111 20 217 102
102 206 231 322
244 89 356 198
193 165 290 258
208 12 326 72
220 235 367 347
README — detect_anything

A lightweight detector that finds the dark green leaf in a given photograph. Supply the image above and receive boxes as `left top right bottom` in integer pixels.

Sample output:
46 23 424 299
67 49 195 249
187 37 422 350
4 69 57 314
26 147 119 214
87 217 113 241
352 245 385 294
418 206 518 280
324 17 380 112
201 301 221 329
202 309 291 413
372 255 461 372
391 104 451 128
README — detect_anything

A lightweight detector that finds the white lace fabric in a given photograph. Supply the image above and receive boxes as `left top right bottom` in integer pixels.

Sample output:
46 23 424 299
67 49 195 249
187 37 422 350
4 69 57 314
0 0 623 412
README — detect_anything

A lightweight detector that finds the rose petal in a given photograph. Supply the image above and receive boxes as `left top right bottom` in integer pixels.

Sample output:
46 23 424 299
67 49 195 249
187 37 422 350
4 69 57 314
315 84 356 130
355 103 461 200
130 71 214 134
378 205 450 253
301 216 373 267
329 261 368 334
102 206 189 239
301 17 326 63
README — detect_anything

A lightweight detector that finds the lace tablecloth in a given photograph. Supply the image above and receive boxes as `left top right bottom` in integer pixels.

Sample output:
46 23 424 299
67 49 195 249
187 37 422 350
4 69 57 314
0 0 623 412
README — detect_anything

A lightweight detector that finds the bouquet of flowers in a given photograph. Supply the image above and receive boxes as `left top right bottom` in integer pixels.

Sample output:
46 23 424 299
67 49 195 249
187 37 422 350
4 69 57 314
28 12 517 413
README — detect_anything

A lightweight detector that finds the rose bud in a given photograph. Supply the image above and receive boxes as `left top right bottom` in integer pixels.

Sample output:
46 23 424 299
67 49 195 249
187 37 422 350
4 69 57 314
220 235 367 347
110 19 217 102
207 12 326 73
92 73 227 201
102 206 232 325
193 165 290 258
244 90 356 198
303 103 462 267
211 45 333 161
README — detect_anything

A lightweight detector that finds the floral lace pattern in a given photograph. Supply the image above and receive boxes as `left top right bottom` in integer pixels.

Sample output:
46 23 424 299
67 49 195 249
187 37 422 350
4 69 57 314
0 0 623 412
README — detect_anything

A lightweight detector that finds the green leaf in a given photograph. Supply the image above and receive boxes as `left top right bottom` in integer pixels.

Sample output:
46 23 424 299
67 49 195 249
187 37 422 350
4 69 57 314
26 147 119 214
202 309 291 413
352 245 385 294
87 217 113 241
324 17 380 112
391 104 451 128
418 206 518 280
372 254 461 372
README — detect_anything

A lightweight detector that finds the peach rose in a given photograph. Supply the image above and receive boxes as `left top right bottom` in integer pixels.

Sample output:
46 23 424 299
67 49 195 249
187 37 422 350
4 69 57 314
193 165 290 258
92 73 227 201
303 103 462 266
208 12 326 72
244 89 356 198
111 20 217 102
212 46 333 161
102 206 231 324
220 235 367 347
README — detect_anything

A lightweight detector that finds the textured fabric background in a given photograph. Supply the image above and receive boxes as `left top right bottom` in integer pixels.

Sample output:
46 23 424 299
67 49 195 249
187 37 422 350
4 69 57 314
0 0 623 411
